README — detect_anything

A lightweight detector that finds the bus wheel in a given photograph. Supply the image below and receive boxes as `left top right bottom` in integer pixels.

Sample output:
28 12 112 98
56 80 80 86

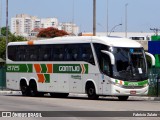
20 81 30 96
86 83 99 100
29 81 38 97
118 96 129 101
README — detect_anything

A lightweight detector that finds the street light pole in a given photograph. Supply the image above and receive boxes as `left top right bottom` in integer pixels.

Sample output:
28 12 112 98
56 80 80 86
125 3 128 38
93 0 96 36
108 24 122 36
6 0 8 44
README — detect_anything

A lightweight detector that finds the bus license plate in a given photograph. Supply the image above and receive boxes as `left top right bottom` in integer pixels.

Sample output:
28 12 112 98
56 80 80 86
130 91 136 95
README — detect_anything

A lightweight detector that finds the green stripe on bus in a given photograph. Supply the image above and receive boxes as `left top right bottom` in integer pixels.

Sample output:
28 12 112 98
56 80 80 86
44 74 50 83
7 64 33 73
84 64 88 74
115 79 148 86
123 80 148 86
41 64 47 73
6 64 88 74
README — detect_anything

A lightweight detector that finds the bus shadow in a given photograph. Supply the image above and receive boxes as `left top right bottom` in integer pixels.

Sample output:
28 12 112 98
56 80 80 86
4 94 145 102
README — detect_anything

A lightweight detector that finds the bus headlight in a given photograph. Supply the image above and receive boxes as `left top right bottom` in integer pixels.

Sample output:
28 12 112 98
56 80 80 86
143 84 148 87
109 80 123 87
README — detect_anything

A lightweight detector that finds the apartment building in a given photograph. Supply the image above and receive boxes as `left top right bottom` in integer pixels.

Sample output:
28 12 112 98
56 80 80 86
59 22 79 35
11 14 59 37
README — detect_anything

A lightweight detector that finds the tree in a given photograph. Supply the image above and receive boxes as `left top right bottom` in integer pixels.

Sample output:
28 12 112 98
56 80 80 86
37 27 69 38
0 28 26 59
0 27 12 36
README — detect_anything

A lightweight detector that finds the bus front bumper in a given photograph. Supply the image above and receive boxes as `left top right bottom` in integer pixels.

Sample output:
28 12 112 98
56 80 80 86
110 84 149 96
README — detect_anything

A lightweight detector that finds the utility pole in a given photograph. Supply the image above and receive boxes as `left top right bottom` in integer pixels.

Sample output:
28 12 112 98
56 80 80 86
93 0 96 36
150 28 160 36
72 0 75 35
6 0 8 44
125 3 128 38
106 0 108 36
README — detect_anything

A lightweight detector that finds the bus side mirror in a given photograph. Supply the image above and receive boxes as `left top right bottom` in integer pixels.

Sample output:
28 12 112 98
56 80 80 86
145 52 155 66
101 50 115 65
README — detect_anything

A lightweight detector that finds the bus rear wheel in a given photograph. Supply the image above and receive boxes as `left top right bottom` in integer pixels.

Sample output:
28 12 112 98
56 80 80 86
29 81 39 97
20 81 30 96
86 83 99 100
118 96 129 101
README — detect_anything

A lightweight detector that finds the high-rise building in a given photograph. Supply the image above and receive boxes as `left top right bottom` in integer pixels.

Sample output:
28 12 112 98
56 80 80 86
11 14 59 37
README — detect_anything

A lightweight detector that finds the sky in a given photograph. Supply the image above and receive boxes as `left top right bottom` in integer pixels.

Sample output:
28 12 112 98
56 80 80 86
0 0 160 33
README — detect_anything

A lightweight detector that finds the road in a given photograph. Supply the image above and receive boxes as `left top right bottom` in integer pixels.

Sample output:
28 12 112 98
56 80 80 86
0 93 160 120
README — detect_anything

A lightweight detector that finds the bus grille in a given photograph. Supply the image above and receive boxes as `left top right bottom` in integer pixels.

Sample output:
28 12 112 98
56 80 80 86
122 86 145 89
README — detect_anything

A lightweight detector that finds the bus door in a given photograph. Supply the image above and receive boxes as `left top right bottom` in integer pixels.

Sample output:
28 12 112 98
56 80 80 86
99 53 111 95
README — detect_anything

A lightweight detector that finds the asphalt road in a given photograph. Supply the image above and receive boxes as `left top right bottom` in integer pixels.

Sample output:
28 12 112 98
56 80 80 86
0 93 160 120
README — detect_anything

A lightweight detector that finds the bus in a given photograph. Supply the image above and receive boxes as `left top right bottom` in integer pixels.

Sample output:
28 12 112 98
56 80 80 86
129 36 150 41
6 36 155 100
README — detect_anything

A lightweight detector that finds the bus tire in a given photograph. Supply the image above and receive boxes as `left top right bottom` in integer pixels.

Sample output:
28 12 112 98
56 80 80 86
118 96 129 101
29 80 39 97
86 82 99 100
20 80 30 96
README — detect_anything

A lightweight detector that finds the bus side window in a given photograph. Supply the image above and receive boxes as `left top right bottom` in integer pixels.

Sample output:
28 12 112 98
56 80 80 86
16 45 27 61
81 44 95 65
52 45 65 61
38 45 51 61
8 46 17 61
65 44 79 61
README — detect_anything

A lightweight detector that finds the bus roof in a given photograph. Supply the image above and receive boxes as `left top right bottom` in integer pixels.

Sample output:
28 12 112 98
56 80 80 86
8 36 142 48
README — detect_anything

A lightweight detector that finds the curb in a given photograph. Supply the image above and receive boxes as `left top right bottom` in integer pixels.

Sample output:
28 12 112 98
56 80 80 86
0 91 21 95
0 91 160 101
154 97 160 101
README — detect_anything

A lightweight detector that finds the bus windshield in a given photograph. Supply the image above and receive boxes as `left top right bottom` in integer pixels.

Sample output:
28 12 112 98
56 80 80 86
111 47 147 81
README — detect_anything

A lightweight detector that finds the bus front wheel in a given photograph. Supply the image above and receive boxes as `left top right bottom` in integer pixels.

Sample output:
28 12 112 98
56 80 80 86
86 83 99 100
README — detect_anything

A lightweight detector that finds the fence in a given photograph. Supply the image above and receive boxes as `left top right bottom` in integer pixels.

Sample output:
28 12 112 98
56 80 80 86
148 68 160 97
0 67 6 90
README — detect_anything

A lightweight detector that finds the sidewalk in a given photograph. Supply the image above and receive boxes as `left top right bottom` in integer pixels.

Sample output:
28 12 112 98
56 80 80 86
0 90 160 101
0 90 21 95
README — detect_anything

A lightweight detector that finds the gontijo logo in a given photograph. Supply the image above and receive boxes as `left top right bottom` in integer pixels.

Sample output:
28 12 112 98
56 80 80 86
59 66 80 72
54 64 88 74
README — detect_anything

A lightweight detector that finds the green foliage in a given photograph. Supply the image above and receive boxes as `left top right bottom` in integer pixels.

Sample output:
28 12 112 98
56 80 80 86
1 27 12 36
0 28 27 59
0 37 6 59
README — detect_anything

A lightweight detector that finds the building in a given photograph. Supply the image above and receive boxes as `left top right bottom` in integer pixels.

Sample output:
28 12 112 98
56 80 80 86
11 14 35 36
41 18 58 28
59 22 79 35
11 14 59 37
79 32 153 40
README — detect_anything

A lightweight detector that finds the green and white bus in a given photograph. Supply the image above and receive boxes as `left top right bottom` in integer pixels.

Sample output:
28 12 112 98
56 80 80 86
6 36 155 100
